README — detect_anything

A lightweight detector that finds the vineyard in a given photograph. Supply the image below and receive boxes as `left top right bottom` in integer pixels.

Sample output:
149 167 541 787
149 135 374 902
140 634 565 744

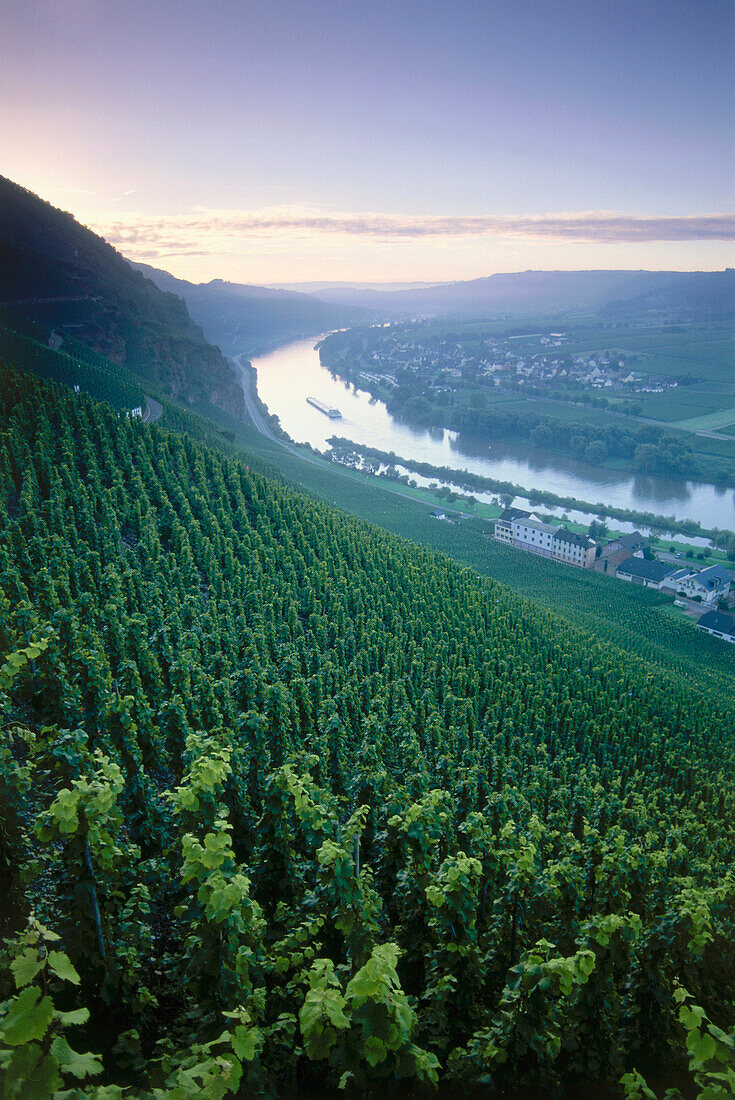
0 363 733 1098
239 435 735 694
0 321 145 413
468 536 735 689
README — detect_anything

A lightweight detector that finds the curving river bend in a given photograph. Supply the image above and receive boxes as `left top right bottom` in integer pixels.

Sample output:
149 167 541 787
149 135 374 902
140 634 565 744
251 335 735 532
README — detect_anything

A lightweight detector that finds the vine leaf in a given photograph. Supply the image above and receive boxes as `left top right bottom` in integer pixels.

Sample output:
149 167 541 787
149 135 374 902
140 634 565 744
47 951 81 986
0 987 54 1046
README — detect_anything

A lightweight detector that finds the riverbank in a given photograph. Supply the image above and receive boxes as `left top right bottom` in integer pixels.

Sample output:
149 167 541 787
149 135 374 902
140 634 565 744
238 336 735 556
325 437 720 542
249 335 735 531
322 445 734 569
318 326 735 486
228 354 728 566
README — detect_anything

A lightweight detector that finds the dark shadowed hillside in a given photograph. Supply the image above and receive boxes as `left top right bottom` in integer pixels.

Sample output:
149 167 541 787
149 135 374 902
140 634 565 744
133 262 369 354
0 176 244 415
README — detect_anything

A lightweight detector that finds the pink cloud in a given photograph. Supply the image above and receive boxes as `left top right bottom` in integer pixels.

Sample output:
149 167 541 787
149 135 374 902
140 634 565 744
91 207 735 259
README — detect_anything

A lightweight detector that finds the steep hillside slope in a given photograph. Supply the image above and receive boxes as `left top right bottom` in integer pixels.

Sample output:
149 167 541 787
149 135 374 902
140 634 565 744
132 261 369 354
0 362 732 1097
0 176 244 415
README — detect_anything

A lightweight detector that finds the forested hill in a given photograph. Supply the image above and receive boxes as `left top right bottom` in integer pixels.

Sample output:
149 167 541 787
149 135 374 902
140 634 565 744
0 363 733 1098
0 176 244 416
132 262 368 356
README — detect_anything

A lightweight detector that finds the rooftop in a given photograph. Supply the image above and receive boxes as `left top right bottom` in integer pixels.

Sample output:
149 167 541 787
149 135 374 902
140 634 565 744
616 557 678 583
697 610 735 636
617 531 648 550
555 527 594 549
499 507 532 522
696 564 732 587
522 518 558 536
602 531 648 555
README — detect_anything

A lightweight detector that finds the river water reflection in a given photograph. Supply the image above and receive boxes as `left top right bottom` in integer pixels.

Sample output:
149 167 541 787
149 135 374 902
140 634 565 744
251 336 735 531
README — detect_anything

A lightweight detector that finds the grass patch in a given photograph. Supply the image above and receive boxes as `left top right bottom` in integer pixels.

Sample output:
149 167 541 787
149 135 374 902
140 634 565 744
676 407 735 431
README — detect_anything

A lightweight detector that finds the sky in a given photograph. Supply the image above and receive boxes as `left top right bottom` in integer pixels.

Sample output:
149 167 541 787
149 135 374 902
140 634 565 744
2 0 734 283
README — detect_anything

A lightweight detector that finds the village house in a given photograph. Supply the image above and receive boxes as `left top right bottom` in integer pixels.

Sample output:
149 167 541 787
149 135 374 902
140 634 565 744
696 610 735 643
512 516 558 558
493 506 532 545
616 558 679 590
668 564 732 605
597 532 649 574
494 508 596 568
658 568 694 595
430 508 460 524
553 527 597 567
601 531 648 558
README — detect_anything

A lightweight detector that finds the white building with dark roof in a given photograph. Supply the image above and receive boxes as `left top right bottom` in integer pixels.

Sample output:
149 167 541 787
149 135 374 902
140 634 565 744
553 527 596 568
616 557 679 589
675 564 731 605
513 516 557 558
659 568 694 593
601 531 649 559
697 610 735 643
493 507 537 546
494 509 596 568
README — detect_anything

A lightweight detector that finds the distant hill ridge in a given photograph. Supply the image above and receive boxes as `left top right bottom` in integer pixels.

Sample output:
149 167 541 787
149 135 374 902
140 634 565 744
0 175 245 416
2 173 729 411
137 261 734 335
131 261 369 355
302 268 734 318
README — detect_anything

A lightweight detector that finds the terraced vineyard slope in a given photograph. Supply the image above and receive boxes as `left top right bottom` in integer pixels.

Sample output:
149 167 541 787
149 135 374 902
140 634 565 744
0 364 733 1098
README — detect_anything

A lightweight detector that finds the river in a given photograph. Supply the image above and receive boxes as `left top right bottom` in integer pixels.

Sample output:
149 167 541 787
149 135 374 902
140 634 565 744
250 335 735 533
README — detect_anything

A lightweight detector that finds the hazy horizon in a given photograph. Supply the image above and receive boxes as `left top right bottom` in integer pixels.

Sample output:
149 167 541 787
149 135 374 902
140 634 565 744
140 266 733 293
3 0 733 282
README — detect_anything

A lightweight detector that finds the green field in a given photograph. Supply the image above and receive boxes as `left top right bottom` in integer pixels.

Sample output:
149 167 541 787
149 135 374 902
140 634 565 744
625 389 735 424
547 324 733 382
522 322 735 428
483 392 627 426
676 406 735 431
